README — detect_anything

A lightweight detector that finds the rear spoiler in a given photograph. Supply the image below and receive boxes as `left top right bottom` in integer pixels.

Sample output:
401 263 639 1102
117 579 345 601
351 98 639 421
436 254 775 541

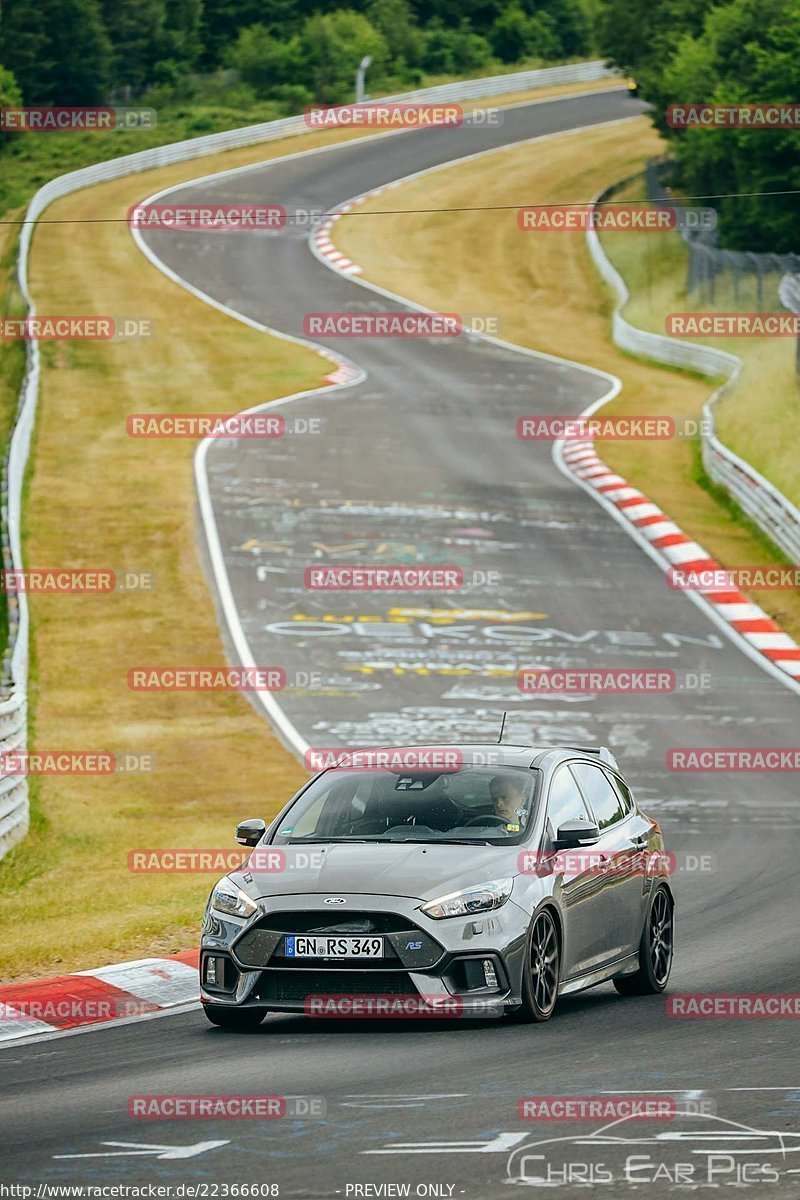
562 745 620 770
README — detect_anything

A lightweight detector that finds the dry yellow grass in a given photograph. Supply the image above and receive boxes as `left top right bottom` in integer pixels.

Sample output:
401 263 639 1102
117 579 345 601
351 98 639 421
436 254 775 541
0 158 331 982
335 116 800 639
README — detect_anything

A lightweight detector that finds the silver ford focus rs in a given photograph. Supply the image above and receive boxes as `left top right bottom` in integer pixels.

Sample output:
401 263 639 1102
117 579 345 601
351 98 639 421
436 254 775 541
200 744 674 1028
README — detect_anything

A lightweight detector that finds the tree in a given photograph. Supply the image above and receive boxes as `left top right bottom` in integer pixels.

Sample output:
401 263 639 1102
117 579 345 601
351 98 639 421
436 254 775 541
540 0 590 57
0 63 22 151
300 10 388 102
199 0 277 68
224 25 304 96
0 1 52 103
0 64 22 106
38 0 112 103
598 0 710 78
158 0 203 73
490 5 567 62
599 0 800 253
664 0 800 251
491 8 532 62
99 0 164 96
366 0 424 68
421 17 492 72
526 11 561 59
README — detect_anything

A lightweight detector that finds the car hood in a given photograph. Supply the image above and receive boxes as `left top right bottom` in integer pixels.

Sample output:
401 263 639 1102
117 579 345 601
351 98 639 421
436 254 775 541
233 841 519 903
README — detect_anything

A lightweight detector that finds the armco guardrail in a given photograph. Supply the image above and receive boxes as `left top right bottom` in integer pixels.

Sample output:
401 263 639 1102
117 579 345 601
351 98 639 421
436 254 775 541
779 271 800 379
586 180 800 567
0 692 27 859
2 59 615 861
779 272 800 312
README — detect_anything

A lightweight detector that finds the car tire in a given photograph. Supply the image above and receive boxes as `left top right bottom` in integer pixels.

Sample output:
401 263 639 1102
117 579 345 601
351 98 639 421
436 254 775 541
202 1003 267 1029
512 907 561 1023
613 886 674 996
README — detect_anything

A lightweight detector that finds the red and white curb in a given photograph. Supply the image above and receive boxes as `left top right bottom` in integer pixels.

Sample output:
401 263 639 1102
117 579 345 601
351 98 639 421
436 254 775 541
312 181 404 277
311 209 363 380
0 950 199 1042
323 358 361 384
560 439 800 682
313 203 362 275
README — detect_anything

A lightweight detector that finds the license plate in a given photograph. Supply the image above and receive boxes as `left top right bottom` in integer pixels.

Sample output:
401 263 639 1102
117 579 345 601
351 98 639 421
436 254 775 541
285 935 384 958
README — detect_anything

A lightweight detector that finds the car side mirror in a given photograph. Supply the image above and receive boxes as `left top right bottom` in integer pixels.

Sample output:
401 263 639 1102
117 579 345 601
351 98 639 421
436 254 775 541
555 819 600 849
236 818 266 847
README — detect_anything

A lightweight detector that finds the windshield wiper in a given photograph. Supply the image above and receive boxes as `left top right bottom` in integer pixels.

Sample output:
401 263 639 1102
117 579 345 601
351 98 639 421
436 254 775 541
281 836 372 844
433 837 494 846
283 835 495 846
372 836 494 846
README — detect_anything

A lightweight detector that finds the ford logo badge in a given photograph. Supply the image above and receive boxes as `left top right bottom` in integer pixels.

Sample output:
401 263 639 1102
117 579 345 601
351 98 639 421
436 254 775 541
323 896 347 905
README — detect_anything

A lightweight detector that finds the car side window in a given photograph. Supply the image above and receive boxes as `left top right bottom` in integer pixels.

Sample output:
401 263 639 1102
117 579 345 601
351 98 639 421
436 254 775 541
546 766 591 837
607 771 635 816
570 762 625 831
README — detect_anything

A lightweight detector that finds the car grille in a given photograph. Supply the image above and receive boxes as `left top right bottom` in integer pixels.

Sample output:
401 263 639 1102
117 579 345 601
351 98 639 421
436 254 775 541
233 910 444 973
255 911 416 934
258 969 417 1005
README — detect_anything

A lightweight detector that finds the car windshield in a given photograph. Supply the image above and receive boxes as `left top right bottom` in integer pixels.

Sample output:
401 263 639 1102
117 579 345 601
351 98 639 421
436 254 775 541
271 765 538 845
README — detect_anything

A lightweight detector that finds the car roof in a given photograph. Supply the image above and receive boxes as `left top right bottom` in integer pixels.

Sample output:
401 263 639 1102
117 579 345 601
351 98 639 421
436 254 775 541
323 743 619 771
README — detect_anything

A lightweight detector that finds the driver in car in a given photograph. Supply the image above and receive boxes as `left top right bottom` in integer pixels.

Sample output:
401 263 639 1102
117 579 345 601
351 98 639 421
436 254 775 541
489 775 528 829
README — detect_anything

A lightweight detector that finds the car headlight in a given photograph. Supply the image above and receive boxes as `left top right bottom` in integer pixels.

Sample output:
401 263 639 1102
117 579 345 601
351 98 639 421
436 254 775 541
420 878 514 920
210 878 258 919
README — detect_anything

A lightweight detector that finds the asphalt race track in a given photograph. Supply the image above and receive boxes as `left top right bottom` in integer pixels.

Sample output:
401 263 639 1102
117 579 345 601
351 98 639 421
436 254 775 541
2 87 799 1196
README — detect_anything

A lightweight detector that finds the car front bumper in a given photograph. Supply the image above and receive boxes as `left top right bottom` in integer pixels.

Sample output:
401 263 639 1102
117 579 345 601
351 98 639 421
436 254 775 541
200 891 532 1017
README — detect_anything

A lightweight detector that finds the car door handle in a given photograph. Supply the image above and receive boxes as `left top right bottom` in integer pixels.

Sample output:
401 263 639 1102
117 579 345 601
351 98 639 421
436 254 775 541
632 835 649 848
